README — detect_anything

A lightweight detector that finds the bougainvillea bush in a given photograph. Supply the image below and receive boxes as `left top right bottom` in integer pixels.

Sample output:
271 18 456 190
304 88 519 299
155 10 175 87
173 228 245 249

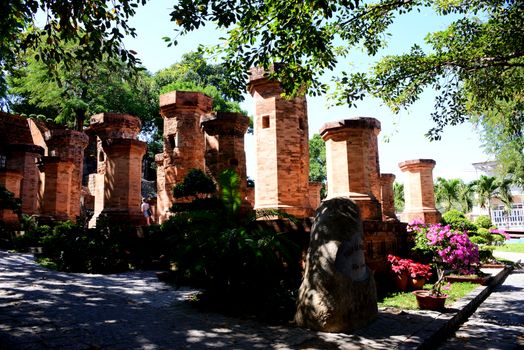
408 220 480 275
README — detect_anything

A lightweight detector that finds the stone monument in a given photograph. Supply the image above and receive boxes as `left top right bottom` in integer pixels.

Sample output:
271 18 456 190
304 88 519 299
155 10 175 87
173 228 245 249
295 197 378 332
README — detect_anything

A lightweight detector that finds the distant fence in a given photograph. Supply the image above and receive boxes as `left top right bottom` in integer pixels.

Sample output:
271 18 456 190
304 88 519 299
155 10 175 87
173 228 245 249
492 202 524 231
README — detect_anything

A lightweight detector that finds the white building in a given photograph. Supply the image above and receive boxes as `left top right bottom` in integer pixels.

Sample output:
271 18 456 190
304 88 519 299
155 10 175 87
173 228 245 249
472 161 524 232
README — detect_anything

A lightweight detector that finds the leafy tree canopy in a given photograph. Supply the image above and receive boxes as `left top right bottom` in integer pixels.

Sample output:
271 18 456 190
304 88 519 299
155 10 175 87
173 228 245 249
170 0 523 183
0 0 146 108
7 36 158 131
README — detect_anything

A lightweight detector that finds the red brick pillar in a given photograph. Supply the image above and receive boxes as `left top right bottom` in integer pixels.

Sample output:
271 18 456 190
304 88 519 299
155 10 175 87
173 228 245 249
380 173 397 221
308 182 323 211
248 66 312 218
4 144 44 216
320 118 382 220
157 91 213 221
0 170 23 227
40 156 74 221
201 112 250 209
46 129 89 221
399 159 441 224
88 113 147 227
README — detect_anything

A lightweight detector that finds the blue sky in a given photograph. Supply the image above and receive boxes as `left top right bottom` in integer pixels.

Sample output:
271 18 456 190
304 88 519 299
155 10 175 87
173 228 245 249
123 2 489 183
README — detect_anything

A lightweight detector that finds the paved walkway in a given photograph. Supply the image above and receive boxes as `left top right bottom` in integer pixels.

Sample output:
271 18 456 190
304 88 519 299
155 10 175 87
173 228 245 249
0 250 520 350
437 252 524 350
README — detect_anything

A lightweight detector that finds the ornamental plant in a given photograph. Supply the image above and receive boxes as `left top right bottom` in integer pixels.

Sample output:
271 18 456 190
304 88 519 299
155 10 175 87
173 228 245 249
408 262 432 280
408 220 480 275
387 254 432 279
387 254 412 275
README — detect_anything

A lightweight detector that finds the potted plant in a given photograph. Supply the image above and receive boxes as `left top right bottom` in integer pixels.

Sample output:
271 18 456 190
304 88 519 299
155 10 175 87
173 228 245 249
408 220 480 311
412 269 449 311
387 254 412 291
408 261 432 289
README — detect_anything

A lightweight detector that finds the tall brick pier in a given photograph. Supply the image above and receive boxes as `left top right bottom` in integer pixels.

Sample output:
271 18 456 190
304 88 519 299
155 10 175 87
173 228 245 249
88 113 146 227
399 159 441 224
201 111 250 207
248 66 312 217
320 118 382 220
156 91 213 222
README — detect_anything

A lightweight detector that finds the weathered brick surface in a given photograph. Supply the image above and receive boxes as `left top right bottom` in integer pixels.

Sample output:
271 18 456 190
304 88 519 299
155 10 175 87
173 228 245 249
45 129 88 220
308 182 322 211
399 159 441 224
248 68 312 217
0 170 23 226
380 173 397 221
40 157 74 220
88 114 147 227
157 91 212 222
201 112 250 208
320 118 382 220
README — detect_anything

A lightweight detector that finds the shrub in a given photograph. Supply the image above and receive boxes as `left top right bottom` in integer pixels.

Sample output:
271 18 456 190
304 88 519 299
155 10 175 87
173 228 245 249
39 219 138 273
475 215 493 229
442 209 477 233
164 169 302 320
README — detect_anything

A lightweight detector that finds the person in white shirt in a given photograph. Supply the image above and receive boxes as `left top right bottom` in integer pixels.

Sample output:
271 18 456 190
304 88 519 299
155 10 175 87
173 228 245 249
141 198 152 225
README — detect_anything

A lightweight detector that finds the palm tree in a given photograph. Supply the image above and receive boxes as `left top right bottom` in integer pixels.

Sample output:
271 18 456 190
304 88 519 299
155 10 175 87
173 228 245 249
496 178 514 227
434 177 461 213
472 175 513 219
456 181 475 214
393 182 404 213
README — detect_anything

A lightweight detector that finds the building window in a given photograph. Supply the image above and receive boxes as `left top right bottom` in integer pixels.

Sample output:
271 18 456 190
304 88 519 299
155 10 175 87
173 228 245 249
0 154 6 169
168 133 179 149
262 115 270 129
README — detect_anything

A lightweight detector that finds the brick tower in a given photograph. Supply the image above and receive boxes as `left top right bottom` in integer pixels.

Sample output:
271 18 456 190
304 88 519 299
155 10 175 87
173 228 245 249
88 113 146 227
156 91 213 222
248 66 312 217
380 173 397 221
201 112 250 208
320 117 382 220
0 113 45 218
43 129 89 221
399 159 441 224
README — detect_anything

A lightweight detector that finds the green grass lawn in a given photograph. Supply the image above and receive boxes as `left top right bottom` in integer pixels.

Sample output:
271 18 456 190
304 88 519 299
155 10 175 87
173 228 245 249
378 282 478 310
493 243 524 254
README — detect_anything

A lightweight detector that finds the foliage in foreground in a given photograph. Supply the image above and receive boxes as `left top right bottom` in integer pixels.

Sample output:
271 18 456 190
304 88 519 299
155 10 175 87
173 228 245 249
164 168 303 321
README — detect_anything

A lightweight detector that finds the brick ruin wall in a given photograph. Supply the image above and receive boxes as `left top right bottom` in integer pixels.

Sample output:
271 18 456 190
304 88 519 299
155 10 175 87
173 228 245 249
0 73 440 277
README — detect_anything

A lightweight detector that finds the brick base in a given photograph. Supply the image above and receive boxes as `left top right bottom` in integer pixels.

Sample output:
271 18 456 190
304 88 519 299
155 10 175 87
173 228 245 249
401 210 442 225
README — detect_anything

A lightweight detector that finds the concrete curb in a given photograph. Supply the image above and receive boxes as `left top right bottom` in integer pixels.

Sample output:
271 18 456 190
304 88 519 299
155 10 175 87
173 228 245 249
414 265 514 350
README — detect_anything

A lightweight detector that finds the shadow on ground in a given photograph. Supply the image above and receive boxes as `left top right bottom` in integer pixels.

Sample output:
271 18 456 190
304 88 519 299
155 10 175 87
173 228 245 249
0 250 443 349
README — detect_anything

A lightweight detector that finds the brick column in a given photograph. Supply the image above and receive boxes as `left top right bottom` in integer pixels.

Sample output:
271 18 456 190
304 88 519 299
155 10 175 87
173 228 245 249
380 173 397 221
201 112 250 209
248 66 312 217
88 113 147 227
157 91 213 220
308 182 323 211
46 129 89 221
320 118 382 220
4 144 44 216
40 156 74 221
399 159 441 224
154 154 169 223
0 170 23 227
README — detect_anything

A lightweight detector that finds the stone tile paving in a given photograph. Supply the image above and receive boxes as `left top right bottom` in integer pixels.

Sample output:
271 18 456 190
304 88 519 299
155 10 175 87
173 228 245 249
437 253 524 350
0 250 510 350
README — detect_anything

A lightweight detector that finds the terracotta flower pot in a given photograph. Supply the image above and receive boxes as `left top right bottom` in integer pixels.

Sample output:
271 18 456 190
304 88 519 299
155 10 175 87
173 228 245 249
410 277 426 290
394 271 409 291
412 290 448 311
